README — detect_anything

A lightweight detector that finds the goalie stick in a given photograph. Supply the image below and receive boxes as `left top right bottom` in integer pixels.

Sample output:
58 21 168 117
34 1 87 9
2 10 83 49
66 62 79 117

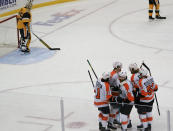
141 61 160 116
32 32 60 50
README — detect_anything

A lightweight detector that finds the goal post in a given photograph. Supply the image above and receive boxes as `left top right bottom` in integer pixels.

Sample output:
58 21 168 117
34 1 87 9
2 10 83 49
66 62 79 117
0 15 20 48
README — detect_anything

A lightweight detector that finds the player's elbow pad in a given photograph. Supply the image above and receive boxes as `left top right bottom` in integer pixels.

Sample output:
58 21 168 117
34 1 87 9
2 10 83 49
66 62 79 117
154 84 158 91
154 88 158 92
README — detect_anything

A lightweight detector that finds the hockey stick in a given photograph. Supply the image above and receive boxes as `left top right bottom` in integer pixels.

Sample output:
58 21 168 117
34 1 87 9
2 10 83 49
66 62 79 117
142 62 151 76
141 61 160 116
87 59 98 79
32 32 60 50
88 70 95 87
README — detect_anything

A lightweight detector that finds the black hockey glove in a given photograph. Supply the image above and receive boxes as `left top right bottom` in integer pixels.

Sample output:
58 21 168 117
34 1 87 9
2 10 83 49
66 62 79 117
124 98 131 103
111 86 119 91
116 96 123 103
109 96 113 102
109 96 118 105
118 88 122 94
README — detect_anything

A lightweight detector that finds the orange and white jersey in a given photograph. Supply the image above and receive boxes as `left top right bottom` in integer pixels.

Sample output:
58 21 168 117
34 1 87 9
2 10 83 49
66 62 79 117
130 72 140 91
109 70 120 96
119 80 134 102
109 70 120 87
139 76 158 103
94 79 112 108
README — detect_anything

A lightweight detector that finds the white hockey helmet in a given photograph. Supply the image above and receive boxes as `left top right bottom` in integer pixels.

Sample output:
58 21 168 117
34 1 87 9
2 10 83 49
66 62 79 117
113 61 122 69
139 68 148 76
129 63 139 71
118 71 127 78
102 72 110 80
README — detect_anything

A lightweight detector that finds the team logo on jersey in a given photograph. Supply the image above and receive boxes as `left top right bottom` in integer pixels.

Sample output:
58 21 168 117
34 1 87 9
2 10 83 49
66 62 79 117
33 9 84 26
0 0 16 10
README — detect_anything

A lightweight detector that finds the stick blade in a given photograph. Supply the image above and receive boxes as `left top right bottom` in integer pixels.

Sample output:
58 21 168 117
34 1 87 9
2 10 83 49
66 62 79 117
50 48 61 50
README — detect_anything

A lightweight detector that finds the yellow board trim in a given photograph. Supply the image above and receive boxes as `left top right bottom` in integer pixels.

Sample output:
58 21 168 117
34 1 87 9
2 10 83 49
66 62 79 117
0 0 77 18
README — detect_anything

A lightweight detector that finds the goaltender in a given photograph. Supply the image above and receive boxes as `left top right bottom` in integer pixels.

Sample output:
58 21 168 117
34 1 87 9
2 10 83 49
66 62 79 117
17 1 32 52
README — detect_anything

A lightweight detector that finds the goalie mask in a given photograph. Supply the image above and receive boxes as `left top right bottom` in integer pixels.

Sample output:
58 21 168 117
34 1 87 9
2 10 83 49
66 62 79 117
25 0 33 10
19 7 27 16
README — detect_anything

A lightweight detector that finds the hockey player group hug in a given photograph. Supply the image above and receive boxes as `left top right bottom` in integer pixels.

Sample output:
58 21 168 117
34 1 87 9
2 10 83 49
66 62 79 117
93 62 158 131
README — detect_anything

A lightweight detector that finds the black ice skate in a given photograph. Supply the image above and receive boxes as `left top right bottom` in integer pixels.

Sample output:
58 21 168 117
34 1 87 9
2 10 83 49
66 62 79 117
100 127 111 131
156 15 166 19
99 122 102 130
147 124 151 131
144 127 149 131
127 120 132 128
113 119 121 126
137 124 143 129
108 122 117 130
149 16 155 20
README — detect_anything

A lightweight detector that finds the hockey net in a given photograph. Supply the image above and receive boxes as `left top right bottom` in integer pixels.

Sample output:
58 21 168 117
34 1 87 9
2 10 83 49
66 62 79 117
0 15 19 49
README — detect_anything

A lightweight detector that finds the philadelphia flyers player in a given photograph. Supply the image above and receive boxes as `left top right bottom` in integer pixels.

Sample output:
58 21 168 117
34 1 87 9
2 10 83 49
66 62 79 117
117 71 134 131
129 63 141 128
109 61 122 129
137 68 158 131
94 72 112 131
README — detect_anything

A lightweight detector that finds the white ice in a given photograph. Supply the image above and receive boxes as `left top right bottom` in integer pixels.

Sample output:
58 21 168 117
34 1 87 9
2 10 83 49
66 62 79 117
0 0 173 130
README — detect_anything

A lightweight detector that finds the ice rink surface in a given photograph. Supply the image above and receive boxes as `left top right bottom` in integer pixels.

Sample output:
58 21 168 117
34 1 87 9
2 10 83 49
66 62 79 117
0 0 173 130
